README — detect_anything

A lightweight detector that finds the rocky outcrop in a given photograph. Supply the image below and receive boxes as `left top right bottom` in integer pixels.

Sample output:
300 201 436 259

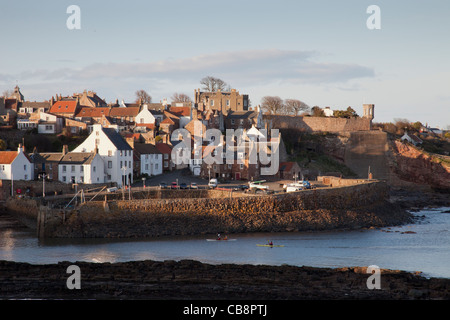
389 140 450 191
1 259 449 300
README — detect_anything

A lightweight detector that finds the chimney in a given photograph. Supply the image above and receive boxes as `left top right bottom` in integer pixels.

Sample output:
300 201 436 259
62 145 69 155
18 144 23 153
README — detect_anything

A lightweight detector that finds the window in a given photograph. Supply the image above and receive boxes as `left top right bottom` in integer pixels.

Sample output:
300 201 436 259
155 164 158 170
108 161 112 168
129 161 131 168
164 154 169 160
226 99 230 106
210 100 214 107
80 176 84 183
80 166 84 172
93 166 96 172
120 161 123 168
71 165 75 172
108 150 112 157
62 176 66 182
145 164 149 170
107 174 111 181
24 164 27 171
240 164 244 169
62 165 67 173
24 175 28 180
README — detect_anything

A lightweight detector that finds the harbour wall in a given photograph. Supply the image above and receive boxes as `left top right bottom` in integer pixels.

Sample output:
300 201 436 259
4 180 412 238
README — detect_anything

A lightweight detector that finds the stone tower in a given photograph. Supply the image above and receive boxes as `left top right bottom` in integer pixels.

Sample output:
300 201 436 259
363 104 375 120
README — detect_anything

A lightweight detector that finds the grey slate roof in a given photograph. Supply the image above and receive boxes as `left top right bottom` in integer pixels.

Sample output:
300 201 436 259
102 127 133 150
59 152 97 164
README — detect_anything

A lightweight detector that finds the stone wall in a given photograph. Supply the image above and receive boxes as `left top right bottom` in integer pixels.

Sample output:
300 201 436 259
12 180 411 238
264 115 372 133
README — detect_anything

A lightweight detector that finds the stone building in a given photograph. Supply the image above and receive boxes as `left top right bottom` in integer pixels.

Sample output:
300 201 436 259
194 88 249 115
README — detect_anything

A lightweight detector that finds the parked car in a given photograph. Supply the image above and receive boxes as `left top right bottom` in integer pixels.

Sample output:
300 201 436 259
159 182 168 189
233 184 249 191
208 178 218 189
180 183 188 189
171 182 179 189
190 182 198 189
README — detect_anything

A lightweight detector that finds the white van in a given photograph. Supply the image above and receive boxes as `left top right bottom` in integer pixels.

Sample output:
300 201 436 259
107 187 118 193
208 179 218 188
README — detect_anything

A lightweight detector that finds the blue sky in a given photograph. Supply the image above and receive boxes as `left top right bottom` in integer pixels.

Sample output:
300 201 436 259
0 0 449 128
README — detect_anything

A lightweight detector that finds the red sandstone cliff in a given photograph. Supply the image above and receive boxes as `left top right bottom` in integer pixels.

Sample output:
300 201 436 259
389 140 450 191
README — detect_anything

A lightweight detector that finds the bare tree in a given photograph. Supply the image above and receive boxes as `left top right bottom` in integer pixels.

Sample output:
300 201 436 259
135 90 152 104
284 99 310 116
171 92 192 103
261 96 284 115
2 89 13 98
200 76 228 92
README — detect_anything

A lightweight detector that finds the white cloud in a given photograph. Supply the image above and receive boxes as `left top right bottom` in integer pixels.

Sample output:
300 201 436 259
1 49 374 87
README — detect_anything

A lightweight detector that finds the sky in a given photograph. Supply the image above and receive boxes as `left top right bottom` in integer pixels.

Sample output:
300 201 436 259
0 0 449 128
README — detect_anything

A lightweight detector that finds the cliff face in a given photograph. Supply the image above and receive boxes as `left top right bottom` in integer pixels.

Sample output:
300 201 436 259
389 140 450 191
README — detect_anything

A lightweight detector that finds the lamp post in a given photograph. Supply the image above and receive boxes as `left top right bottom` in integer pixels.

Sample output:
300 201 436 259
121 166 126 200
142 177 146 189
38 173 48 198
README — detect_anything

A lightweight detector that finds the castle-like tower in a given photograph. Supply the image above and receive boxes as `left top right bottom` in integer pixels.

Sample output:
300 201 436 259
363 104 375 120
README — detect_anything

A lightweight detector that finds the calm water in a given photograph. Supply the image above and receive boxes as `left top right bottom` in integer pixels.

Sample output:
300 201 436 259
1 207 450 278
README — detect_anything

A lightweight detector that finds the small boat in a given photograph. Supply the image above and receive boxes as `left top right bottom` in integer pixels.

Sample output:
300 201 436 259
206 238 237 241
256 244 285 247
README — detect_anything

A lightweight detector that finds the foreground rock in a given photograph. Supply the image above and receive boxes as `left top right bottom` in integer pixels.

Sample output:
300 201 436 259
1 260 449 300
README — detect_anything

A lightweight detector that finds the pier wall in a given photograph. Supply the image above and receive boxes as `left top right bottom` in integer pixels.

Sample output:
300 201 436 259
4 180 411 238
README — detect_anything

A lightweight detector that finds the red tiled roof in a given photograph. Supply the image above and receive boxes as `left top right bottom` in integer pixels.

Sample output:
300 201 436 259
0 151 18 164
160 117 175 125
50 100 78 114
109 107 140 117
155 143 172 154
75 107 110 118
169 106 191 117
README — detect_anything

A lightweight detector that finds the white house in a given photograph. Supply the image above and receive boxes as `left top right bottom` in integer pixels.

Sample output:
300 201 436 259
0 145 33 181
38 112 63 134
58 151 105 184
401 132 423 146
322 107 334 117
135 104 156 126
73 124 133 187
133 143 163 177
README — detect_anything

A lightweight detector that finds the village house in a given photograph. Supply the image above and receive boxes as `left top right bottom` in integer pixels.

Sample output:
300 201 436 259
49 98 80 119
154 143 173 171
74 107 111 124
133 143 163 177
65 118 88 134
37 111 64 134
73 124 133 187
168 105 192 128
0 145 33 181
225 106 263 130
194 88 249 115
401 132 423 146
73 90 107 108
277 161 302 180
58 150 105 184
109 106 140 131
29 146 66 181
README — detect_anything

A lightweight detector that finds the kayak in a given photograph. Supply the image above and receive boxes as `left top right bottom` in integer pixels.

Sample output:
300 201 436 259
206 239 237 241
256 244 285 247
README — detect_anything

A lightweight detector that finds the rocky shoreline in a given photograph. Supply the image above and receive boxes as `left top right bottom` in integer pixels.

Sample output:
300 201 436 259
1 259 450 300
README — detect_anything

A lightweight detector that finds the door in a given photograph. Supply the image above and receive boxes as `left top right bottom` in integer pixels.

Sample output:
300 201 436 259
235 172 241 180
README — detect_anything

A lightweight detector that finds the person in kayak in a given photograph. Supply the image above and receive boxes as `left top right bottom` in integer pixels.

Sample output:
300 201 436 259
217 233 221 240
268 240 273 246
